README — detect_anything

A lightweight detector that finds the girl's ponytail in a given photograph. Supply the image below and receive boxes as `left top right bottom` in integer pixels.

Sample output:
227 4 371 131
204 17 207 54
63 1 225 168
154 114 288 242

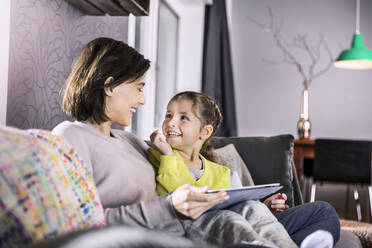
200 138 219 163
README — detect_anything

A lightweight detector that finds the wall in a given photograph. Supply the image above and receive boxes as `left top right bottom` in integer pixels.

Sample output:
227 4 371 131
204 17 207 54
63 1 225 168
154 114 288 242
135 0 206 139
0 0 11 126
167 0 205 93
6 0 128 130
230 0 372 139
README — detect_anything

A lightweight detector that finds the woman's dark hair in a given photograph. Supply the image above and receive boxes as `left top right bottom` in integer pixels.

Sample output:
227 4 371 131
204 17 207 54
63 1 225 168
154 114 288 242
169 91 223 162
62 37 150 124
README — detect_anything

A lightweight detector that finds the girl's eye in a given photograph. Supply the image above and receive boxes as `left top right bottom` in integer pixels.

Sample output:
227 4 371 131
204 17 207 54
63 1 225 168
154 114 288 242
165 113 172 119
181 115 189 121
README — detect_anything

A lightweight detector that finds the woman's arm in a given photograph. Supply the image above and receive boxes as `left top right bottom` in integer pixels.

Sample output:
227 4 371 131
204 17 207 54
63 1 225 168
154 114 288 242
105 185 228 227
53 123 227 226
170 184 228 219
104 194 177 228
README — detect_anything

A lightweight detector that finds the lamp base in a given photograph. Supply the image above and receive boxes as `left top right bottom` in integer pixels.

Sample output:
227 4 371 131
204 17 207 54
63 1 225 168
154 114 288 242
297 118 311 139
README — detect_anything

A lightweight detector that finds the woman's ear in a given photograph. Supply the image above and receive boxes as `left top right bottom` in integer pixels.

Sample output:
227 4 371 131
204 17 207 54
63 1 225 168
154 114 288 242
104 77 115 96
200 125 214 140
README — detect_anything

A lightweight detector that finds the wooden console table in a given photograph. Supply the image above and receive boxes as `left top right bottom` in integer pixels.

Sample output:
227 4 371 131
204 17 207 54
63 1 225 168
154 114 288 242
293 139 315 187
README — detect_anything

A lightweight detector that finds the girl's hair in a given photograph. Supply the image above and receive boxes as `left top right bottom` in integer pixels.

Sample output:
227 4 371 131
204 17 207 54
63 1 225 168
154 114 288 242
62 37 150 124
169 91 222 162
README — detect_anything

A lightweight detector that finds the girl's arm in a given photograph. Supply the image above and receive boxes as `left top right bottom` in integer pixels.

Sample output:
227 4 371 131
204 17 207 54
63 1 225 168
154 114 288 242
150 130 173 155
263 193 289 213
147 147 186 195
148 130 189 194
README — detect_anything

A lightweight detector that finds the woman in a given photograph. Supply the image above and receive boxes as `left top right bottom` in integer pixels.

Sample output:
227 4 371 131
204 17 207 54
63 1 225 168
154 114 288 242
52 37 227 235
52 37 339 247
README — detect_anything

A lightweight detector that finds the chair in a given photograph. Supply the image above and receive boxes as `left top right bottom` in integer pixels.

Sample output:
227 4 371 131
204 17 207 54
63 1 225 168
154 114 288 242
310 139 372 222
301 158 315 202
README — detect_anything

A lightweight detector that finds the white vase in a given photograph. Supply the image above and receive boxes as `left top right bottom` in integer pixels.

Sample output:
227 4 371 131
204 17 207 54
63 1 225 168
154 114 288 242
297 89 311 139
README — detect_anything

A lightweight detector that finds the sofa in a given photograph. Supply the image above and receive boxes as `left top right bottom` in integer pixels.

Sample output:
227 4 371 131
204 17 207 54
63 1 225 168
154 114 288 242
211 135 362 248
0 126 362 248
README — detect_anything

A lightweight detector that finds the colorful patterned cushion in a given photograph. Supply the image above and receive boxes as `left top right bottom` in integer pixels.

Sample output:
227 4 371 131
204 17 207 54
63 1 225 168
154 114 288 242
0 126 105 247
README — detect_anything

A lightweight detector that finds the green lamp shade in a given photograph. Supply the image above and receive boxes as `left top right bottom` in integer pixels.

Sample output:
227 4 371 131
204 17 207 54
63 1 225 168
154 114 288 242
334 33 372 69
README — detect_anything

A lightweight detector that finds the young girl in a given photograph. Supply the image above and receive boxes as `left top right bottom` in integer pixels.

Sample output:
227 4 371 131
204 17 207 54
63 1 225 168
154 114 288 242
147 91 234 195
147 91 327 248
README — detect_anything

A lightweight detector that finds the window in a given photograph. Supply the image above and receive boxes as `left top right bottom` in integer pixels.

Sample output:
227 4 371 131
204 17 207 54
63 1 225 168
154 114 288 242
154 0 179 128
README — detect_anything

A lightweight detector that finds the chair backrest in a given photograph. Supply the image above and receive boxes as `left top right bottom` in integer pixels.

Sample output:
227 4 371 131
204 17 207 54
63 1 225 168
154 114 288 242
313 139 372 184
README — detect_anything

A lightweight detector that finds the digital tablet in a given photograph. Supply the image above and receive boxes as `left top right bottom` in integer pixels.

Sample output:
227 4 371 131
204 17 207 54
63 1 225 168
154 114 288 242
207 183 283 210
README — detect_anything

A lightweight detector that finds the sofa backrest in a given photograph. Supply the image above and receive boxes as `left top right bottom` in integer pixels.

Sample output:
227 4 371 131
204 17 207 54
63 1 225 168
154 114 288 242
211 134 303 207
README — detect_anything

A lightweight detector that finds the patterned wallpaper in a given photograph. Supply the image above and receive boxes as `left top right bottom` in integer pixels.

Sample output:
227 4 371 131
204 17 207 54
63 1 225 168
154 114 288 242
7 0 129 130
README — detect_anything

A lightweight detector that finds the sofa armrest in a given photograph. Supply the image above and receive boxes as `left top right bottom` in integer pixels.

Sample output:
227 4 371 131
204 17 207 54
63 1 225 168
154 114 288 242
211 134 303 207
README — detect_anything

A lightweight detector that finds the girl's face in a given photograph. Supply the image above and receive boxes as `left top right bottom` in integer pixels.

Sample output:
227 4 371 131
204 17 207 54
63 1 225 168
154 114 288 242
162 98 204 151
105 74 146 126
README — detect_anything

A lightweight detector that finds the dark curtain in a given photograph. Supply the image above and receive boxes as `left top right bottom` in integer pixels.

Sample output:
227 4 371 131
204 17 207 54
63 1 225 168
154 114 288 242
202 0 237 137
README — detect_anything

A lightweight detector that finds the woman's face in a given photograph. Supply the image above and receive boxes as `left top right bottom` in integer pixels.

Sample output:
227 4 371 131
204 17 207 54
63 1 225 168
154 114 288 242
105 74 146 126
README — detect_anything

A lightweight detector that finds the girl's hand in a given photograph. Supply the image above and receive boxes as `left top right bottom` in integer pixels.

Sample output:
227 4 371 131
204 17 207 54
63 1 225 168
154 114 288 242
263 193 289 213
150 130 173 155
171 184 229 219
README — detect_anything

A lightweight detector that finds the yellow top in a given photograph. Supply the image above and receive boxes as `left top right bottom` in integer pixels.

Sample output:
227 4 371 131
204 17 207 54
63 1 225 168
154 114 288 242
147 148 231 195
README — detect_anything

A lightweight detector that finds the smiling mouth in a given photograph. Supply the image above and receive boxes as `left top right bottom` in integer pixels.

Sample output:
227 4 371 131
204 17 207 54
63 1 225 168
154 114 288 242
167 131 181 138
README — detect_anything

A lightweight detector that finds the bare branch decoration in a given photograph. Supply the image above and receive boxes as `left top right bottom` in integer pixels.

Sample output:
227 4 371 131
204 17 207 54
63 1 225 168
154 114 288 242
247 6 334 90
